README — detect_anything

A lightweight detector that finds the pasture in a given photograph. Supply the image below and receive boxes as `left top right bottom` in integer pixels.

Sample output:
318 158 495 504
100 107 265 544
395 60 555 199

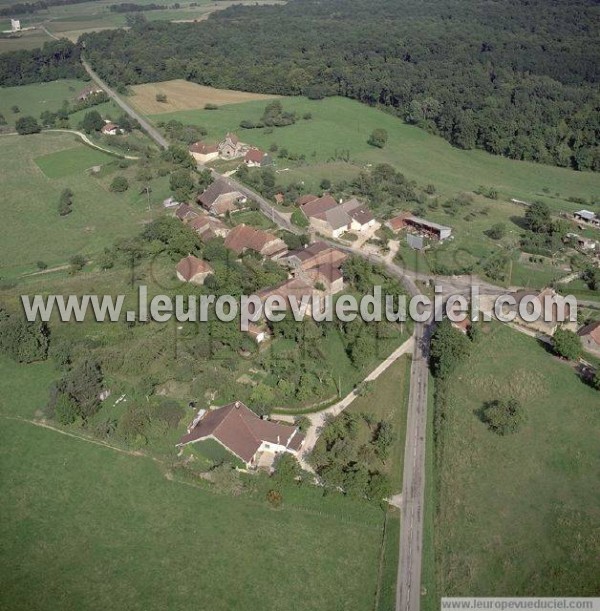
0 132 166 276
153 96 600 209
129 79 280 115
0 79 90 127
0 356 387 611
435 324 600 596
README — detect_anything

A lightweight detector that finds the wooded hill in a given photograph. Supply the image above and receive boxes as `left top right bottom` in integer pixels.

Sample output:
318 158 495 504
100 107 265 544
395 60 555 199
77 0 600 170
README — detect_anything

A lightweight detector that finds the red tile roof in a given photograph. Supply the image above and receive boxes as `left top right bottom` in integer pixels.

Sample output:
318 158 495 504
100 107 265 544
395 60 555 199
178 401 304 463
244 148 265 163
189 141 218 155
176 255 213 281
579 320 600 345
224 224 285 256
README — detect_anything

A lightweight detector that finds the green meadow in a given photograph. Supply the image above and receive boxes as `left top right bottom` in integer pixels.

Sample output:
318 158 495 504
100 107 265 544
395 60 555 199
435 324 600 596
0 132 167 276
151 96 600 209
0 79 90 127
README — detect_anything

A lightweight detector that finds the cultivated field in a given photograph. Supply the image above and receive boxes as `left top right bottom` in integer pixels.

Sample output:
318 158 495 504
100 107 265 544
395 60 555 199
0 132 166 276
435 324 600 596
129 80 280 115
0 357 387 611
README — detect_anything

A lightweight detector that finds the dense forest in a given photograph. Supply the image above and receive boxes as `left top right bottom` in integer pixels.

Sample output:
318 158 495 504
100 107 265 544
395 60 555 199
0 40 84 85
76 0 600 170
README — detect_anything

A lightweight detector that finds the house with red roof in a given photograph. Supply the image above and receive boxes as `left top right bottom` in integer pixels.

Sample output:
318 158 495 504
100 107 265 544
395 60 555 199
176 255 214 285
189 141 219 164
224 224 287 258
177 401 304 469
244 148 272 167
579 321 600 356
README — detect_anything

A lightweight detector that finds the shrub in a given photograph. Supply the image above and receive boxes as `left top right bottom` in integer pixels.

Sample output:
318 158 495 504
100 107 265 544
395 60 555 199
155 93 167 103
368 128 388 148
481 398 525 435
110 176 129 192
552 328 582 361
204 103 219 110
15 116 41 135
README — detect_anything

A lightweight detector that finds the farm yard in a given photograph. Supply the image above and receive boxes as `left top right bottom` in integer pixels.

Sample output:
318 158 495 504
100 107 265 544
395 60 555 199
434 324 600 597
129 80 281 115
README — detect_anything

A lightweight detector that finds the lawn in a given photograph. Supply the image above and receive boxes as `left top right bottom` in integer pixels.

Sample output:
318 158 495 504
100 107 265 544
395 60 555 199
151 96 600 209
0 132 167 276
0 79 90 127
435 324 600 596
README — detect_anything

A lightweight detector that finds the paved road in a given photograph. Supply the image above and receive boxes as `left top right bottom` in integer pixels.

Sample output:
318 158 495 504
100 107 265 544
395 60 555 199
81 58 170 149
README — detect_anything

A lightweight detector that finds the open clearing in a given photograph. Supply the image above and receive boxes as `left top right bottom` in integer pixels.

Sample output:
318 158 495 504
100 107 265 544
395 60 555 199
129 79 281 115
0 132 166 276
435 324 600 596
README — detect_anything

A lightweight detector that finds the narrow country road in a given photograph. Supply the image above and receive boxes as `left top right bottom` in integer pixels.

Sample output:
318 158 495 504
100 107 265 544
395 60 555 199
81 58 170 149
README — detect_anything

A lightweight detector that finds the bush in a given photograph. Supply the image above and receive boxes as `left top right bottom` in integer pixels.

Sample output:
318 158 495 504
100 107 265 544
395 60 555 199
15 116 41 135
204 103 219 110
481 398 525 435
552 328 582 360
368 128 388 148
486 222 506 240
110 176 129 192
36 260 48 270
155 93 167 103
69 254 87 273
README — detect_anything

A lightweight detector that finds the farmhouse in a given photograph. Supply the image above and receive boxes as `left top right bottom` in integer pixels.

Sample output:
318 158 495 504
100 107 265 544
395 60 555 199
244 148 272 167
299 195 374 238
188 215 230 241
283 241 347 271
189 141 219 164
176 255 213 285
101 122 122 136
574 209 600 226
578 321 600 357
282 241 347 295
387 212 452 241
197 178 247 215
218 133 245 159
177 400 305 469
224 224 287 258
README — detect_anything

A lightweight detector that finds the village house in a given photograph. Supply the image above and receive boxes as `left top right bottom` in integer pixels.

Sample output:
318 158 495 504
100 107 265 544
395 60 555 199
177 400 305 469
76 84 103 101
176 255 214 285
282 241 347 295
244 148 272 168
387 212 452 242
188 215 230 242
197 178 247 216
298 195 375 238
224 224 287 259
565 233 598 252
189 141 219 164
218 133 246 159
574 209 600 227
505 287 577 336
175 203 201 223
101 122 121 136
257 277 317 317
578 321 600 357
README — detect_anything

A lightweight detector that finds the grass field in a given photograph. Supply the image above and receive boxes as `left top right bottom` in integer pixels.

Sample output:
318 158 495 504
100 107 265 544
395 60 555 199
0 356 388 611
435 324 600 596
151 96 600 209
0 132 166 276
0 79 90 127
129 79 280 115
